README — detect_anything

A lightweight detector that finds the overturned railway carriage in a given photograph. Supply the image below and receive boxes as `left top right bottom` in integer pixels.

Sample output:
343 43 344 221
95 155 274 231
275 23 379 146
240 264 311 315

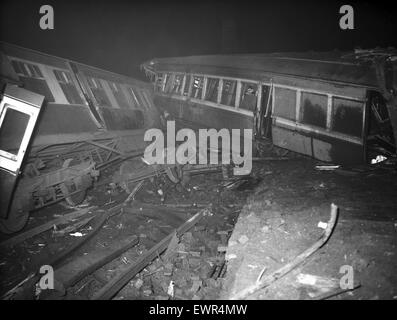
0 42 160 233
142 51 397 165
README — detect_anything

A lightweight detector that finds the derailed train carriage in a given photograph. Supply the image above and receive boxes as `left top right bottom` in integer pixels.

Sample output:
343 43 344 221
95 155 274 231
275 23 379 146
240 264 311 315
0 42 160 233
142 50 397 165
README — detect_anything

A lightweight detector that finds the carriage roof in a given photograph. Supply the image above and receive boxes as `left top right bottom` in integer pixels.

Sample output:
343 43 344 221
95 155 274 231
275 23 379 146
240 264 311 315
143 51 397 88
0 41 148 88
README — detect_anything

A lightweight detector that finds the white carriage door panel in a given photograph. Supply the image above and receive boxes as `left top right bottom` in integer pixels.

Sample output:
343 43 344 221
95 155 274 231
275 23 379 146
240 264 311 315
0 96 42 174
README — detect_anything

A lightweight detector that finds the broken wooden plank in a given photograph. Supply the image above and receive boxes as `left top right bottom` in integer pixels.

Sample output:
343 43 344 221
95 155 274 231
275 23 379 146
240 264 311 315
54 235 139 288
315 165 340 171
0 207 95 248
53 216 95 237
123 206 187 226
91 207 210 300
2 204 122 300
131 201 204 211
86 140 125 156
162 232 179 262
123 180 144 204
230 203 339 300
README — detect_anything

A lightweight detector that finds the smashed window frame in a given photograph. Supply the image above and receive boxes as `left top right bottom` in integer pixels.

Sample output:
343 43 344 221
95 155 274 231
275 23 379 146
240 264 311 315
10 59 44 79
170 73 184 95
9 58 55 102
86 77 112 107
53 68 84 105
220 79 237 107
239 81 259 112
129 87 141 108
191 75 204 100
205 77 220 103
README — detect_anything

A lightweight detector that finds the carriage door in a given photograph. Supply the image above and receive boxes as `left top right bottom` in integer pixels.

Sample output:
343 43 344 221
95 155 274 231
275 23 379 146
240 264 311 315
0 85 43 217
257 83 272 139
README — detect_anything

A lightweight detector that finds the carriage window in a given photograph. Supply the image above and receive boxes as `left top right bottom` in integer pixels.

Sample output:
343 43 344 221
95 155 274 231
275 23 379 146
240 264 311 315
110 82 119 92
11 60 25 76
274 87 296 121
87 77 112 107
164 73 174 93
301 92 327 128
171 74 184 94
11 60 43 78
0 107 29 155
183 75 192 96
239 82 258 112
138 90 151 109
53 69 83 105
205 78 219 103
142 91 152 109
221 79 237 107
332 98 363 138
155 73 165 91
10 60 55 102
191 76 204 99
109 82 130 109
129 87 140 108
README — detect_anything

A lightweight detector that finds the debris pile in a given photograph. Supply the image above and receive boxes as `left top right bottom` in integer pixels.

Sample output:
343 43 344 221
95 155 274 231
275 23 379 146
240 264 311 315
1 149 396 300
0 155 248 300
116 216 234 300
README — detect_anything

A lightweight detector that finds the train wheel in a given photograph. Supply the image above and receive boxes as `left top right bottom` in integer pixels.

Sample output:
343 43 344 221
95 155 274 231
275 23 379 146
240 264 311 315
0 208 29 234
60 180 87 206
60 159 90 206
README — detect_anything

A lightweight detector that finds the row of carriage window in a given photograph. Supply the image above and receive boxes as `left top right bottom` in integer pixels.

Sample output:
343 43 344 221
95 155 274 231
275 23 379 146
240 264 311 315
87 77 151 112
274 87 364 138
9 59 365 139
10 59 150 111
156 73 259 113
157 72 364 138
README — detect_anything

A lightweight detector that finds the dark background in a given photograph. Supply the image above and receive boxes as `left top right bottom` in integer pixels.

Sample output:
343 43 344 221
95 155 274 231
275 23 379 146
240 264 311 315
0 0 395 79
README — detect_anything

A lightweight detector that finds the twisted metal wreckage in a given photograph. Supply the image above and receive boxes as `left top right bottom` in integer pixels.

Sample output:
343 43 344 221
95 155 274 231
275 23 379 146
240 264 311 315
0 42 229 234
0 42 160 233
1 44 397 236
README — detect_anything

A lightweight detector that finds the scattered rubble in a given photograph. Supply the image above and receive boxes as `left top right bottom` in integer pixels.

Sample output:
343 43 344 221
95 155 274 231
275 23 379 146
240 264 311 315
1 150 396 301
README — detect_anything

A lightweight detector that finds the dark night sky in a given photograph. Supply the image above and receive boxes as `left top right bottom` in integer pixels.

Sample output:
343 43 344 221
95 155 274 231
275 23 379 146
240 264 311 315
0 0 396 80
